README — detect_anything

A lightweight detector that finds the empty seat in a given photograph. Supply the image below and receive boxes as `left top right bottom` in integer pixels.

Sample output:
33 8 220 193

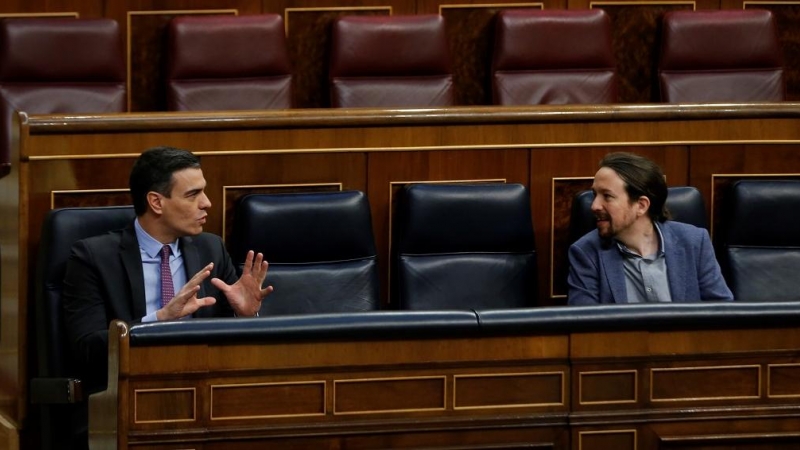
166 14 292 111
228 191 380 314
569 186 707 245
723 180 800 301
0 18 125 178
329 14 454 107
393 183 537 309
492 9 617 105
658 10 784 103
33 206 135 450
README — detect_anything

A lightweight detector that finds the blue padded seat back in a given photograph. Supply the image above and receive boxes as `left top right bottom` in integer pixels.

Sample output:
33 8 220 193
725 180 800 301
229 191 379 314
393 183 536 309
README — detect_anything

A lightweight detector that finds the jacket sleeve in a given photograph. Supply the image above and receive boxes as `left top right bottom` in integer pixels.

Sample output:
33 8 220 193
61 240 110 394
567 243 602 305
696 229 734 301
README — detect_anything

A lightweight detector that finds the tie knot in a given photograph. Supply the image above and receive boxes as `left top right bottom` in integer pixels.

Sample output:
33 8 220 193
160 244 171 260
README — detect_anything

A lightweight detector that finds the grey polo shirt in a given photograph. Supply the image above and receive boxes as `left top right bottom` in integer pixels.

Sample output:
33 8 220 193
615 223 672 303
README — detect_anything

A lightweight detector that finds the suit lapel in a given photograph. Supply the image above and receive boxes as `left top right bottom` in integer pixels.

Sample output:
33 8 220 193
662 223 687 302
120 225 147 319
180 235 205 298
600 243 628 303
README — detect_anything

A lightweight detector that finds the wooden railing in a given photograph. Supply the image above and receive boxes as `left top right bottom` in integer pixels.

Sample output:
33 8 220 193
91 303 800 449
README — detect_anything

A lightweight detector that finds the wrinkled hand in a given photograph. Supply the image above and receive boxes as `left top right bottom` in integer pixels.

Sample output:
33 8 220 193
211 251 273 317
156 263 217 321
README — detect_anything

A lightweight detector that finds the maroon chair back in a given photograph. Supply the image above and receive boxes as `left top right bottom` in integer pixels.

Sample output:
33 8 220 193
0 18 125 178
167 14 292 111
329 15 454 108
659 10 785 103
492 9 617 105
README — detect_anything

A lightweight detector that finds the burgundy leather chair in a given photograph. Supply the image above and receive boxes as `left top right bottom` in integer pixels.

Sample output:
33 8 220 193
329 15 454 108
0 18 125 178
166 14 292 111
658 10 785 103
492 9 617 105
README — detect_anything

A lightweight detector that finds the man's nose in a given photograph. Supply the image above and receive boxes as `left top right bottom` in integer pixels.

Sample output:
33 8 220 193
200 193 211 209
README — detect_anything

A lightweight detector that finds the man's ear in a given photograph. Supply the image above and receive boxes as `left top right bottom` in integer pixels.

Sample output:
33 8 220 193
147 191 164 216
636 195 651 217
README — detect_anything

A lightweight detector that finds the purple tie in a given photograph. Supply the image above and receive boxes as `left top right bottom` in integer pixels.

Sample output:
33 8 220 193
160 245 174 308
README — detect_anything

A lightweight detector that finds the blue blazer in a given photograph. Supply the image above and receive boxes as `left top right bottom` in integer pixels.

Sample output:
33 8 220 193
567 221 733 305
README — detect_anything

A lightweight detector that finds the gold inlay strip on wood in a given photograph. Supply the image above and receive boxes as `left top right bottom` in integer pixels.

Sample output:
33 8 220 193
439 3 544 14
579 369 638 405
453 371 565 410
650 364 761 402
767 363 800 398
0 12 79 18
579 429 637 450
590 1 695 8
550 176 593 299
28 139 800 162
133 387 196 424
285 6 393 34
333 375 446 415
50 188 130 209
210 380 326 420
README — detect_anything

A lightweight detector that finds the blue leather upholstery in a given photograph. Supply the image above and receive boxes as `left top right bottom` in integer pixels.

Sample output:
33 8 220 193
569 186 707 245
34 206 135 450
126 301 800 346
393 183 537 309
228 191 380 314
723 180 800 301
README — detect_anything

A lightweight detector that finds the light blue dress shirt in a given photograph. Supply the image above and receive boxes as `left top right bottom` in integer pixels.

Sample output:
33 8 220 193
134 219 187 322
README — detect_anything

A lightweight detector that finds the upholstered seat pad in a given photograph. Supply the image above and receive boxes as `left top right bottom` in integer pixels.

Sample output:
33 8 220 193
727 248 800 301
246 259 380 315
331 77 453 108
169 78 291 111
398 253 536 309
0 85 126 113
660 71 784 103
494 71 616 105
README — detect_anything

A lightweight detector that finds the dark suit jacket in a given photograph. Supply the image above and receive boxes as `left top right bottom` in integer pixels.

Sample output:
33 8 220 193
62 223 238 392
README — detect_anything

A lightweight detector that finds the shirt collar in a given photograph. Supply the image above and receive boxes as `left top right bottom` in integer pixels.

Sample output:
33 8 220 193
134 218 180 258
615 221 666 258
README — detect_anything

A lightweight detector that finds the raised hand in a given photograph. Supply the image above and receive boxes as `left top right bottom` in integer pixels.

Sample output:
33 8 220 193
211 251 273 317
156 263 217 321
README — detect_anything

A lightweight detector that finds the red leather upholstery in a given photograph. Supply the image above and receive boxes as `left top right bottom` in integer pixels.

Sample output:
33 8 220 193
329 15 454 108
659 10 785 103
492 9 617 105
0 18 125 178
167 14 292 111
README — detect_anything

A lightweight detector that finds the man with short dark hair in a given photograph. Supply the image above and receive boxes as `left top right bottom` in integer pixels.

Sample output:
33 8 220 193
567 152 732 305
63 146 273 394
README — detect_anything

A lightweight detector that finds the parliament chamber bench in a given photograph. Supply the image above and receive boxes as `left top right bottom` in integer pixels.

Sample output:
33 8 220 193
91 302 800 449
6 103 800 449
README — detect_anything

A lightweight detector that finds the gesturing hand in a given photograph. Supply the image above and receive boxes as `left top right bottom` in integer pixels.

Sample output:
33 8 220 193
211 250 273 317
156 263 217 321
